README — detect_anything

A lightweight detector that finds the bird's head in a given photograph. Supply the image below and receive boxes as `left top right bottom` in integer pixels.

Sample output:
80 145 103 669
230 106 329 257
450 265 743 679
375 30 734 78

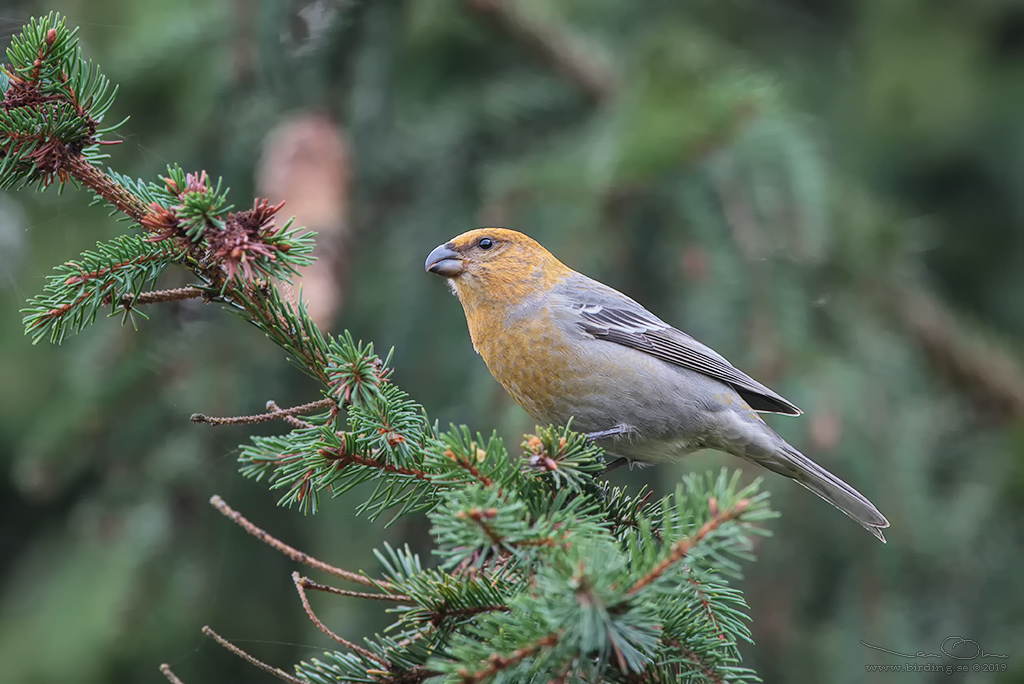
425 228 572 304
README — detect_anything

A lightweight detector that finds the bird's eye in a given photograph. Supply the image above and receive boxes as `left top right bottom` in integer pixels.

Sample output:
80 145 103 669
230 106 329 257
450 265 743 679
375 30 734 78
478 237 494 250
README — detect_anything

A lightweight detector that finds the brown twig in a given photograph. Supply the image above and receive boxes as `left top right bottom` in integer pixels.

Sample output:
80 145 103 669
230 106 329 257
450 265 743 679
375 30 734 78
445 448 494 486
319 446 431 481
605 489 663 542
292 572 390 667
113 286 210 309
457 507 503 545
267 400 316 429
429 603 510 626
29 285 114 329
662 637 724 684
159 664 186 684
192 397 336 426
66 155 150 221
688 576 726 642
63 245 184 286
463 0 616 103
208 495 390 590
458 631 561 683
627 499 750 595
296 574 411 603
202 626 305 684
456 507 561 552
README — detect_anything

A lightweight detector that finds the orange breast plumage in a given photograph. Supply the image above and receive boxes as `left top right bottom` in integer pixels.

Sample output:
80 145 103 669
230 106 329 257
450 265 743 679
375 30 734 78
467 304 580 425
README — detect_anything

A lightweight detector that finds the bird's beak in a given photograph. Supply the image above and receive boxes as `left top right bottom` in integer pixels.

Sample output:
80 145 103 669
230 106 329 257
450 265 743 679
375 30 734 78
425 243 465 277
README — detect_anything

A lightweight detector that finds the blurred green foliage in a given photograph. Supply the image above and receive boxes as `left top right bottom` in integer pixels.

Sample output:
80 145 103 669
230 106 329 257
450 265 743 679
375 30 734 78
2 0 1023 682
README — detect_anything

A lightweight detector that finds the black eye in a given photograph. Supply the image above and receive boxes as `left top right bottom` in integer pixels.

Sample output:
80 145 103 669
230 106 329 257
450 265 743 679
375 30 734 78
478 237 494 250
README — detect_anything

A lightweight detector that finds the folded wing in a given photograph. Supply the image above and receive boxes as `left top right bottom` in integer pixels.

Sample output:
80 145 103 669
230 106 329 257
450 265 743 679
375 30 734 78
573 302 802 415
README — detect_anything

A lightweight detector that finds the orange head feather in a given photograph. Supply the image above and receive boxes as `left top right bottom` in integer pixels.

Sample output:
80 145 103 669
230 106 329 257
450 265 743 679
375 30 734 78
425 228 573 312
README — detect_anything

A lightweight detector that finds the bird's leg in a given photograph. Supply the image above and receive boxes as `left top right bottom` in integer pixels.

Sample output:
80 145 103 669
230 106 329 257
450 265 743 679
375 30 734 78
585 425 636 475
601 457 630 474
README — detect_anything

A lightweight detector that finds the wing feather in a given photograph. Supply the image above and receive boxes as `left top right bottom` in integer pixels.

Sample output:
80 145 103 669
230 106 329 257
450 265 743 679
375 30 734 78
573 303 802 415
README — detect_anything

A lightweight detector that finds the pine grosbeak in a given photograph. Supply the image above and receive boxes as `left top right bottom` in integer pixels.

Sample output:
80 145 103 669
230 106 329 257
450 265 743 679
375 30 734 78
426 228 889 542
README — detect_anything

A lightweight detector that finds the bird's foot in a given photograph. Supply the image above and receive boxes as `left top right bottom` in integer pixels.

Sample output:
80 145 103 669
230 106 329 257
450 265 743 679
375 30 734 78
601 457 630 474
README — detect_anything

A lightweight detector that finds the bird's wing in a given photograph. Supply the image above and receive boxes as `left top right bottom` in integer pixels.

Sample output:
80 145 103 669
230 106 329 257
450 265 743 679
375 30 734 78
571 301 802 415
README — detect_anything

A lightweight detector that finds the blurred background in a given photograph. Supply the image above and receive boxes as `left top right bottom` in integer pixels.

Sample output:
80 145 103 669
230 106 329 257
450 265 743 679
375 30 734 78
2 0 1023 682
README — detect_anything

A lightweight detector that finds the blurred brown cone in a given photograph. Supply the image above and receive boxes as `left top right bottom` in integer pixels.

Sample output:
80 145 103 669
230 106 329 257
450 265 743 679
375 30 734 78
257 112 352 330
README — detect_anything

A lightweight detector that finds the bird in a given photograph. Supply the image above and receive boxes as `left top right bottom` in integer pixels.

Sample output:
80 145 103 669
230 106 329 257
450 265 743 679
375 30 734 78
425 228 890 542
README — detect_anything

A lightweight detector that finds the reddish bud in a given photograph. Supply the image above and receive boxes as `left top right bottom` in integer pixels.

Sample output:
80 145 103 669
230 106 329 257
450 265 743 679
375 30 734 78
46 29 57 45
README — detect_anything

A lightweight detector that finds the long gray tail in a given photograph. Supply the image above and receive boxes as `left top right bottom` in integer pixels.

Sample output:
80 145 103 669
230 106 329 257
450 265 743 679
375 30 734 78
759 441 889 542
718 415 890 542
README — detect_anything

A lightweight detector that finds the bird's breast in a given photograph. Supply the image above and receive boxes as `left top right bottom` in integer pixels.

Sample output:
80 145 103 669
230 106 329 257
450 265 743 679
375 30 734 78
465 304 581 425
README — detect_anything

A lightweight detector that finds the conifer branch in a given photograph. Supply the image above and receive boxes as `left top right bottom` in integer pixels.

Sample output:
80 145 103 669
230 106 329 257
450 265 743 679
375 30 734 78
458 507 503 545
266 400 316 429
688 576 727 642
113 286 208 308
67 155 149 220
627 498 751 595
209 495 388 590
201 626 305 684
662 638 725 684
292 572 391 667
428 603 510 626
295 574 412 603
445 448 494 487
61 247 182 286
159 664 187 684
318 446 432 481
457 631 561 683
192 398 335 426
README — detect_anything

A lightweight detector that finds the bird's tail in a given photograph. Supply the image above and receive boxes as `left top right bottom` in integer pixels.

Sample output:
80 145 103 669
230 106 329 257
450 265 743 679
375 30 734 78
755 440 890 543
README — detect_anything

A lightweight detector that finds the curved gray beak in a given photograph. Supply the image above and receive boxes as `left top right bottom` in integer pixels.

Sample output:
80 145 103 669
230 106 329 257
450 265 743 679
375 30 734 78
425 243 464 277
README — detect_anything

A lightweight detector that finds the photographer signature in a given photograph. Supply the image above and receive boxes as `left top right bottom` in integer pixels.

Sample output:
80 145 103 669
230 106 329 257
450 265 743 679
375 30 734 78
861 637 1008 661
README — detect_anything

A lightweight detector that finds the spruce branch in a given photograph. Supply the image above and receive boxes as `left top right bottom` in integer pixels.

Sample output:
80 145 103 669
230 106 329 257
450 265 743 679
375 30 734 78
159 664 187 684
202 626 305 684
295 575 412 603
267 400 317 429
21 233 185 343
113 285 208 308
158 663 187 684
627 498 751 596
292 571 391 667
68 154 148 219
191 397 336 426
688 576 728 642
319 445 432 482
457 631 561 684
444 448 495 487
662 637 726 684
209 495 388 591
